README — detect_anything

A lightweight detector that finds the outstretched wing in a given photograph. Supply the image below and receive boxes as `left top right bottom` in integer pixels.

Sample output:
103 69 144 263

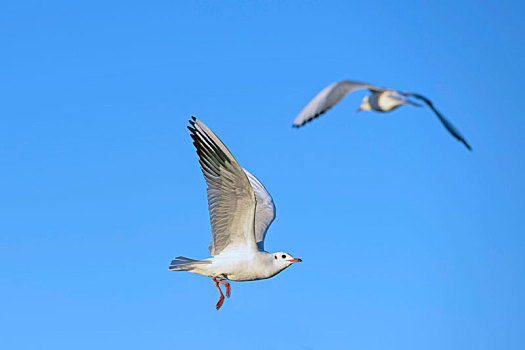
188 117 258 256
404 93 472 150
242 169 275 251
293 80 379 127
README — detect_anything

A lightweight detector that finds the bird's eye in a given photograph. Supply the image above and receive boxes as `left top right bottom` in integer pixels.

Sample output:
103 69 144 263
282 254 286 259
274 255 277 260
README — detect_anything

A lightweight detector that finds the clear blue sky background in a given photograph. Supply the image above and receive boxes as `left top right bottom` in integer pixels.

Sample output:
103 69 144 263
1 1 524 349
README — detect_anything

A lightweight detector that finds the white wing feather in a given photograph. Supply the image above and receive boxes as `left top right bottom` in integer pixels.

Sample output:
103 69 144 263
293 80 378 127
188 117 258 256
242 169 275 251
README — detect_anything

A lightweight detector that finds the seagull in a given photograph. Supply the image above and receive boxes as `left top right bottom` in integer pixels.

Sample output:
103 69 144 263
169 117 302 310
292 80 472 150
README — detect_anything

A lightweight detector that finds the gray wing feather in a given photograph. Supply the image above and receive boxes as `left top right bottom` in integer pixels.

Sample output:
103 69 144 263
188 117 258 256
403 93 472 150
242 169 275 251
293 80 379 127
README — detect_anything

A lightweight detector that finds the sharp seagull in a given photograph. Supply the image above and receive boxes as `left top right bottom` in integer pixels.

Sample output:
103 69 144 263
292 80 472 150
169 117 302 310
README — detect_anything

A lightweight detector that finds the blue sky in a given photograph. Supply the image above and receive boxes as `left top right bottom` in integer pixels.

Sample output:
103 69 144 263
1 1 524 349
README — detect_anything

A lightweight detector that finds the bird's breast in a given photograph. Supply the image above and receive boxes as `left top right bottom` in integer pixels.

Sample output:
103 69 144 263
376 91 403 112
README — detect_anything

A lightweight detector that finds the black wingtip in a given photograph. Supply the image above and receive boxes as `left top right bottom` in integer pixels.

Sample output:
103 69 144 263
188 116 197 134
293 121 310 128
188 116 197 128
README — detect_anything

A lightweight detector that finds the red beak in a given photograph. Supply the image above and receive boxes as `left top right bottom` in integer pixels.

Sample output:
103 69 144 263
287 258 302 263
356 107 363 113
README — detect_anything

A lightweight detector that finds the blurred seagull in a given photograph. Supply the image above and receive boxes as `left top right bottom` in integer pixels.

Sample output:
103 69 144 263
293 80 472 150
169 117 302 310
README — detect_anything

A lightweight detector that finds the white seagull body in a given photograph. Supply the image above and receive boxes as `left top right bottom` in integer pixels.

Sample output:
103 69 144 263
169 117 301 310
293 80 472 150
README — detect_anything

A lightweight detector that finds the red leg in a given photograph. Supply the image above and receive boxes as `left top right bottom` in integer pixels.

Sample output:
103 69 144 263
212 277 225 310
216 279 231 298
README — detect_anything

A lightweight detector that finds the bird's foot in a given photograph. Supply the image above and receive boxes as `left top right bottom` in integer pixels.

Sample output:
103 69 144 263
216 295 225 310
212 276 227 310
225 283 231 298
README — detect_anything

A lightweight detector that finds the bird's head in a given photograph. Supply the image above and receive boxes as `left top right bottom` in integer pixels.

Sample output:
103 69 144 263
272 252 302 268
357 96 372 113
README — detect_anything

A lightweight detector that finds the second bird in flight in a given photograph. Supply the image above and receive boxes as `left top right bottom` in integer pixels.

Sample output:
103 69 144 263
293 80 471 150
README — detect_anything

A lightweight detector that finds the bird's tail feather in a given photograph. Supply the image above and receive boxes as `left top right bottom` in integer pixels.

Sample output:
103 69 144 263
168 256 210 271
